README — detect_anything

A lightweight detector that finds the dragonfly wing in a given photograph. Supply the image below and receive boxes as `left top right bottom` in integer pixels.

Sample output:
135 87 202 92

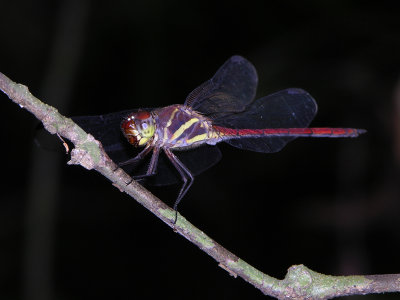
215 88 318 153
184 56 258 118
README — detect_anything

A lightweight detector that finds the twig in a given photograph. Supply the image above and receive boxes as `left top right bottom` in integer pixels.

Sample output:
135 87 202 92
1 71 399 299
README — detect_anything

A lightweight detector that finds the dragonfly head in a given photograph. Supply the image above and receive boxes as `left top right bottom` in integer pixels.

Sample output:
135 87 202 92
121 110 156 147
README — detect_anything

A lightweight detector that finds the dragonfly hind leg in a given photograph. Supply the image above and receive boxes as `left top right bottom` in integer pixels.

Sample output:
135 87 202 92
164 148 194 223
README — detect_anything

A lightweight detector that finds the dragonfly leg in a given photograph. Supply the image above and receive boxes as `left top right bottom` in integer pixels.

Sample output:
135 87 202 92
115 144 154 184
130 147 160 181
118 143 153 167
146 146 160 175
164 148 194 223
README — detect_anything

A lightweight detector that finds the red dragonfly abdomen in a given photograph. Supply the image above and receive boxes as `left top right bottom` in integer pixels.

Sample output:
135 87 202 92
214 126 366 139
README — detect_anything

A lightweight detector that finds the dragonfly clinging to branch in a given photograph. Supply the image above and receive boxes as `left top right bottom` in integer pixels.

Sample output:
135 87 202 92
72 56 365 222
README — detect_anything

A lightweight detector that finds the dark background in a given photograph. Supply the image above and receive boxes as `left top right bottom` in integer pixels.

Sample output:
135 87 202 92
1 1 400 299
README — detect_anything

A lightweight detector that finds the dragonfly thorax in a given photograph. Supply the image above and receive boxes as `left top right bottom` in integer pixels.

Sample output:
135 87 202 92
121 110 156 147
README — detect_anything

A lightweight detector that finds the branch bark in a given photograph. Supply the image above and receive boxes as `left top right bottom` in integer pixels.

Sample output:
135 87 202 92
1 71 399 299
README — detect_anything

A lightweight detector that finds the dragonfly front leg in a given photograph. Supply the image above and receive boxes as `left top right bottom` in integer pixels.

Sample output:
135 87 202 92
164 148 194 223
116 144 158 183
132 146 160 181
119 143 153 167
112 144 153 173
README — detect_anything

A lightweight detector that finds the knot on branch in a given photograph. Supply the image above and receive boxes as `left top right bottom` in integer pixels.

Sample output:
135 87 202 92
283 265 314 298
68 134 105 170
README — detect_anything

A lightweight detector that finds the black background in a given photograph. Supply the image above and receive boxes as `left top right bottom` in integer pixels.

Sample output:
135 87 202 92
1 1 400 299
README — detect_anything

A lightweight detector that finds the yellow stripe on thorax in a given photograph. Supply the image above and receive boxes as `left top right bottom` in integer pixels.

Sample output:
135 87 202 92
164 108 179 138
186 133 208 144
170 118 199 141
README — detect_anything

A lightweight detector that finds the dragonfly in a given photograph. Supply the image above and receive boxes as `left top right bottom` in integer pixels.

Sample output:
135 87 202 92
72 55 365 221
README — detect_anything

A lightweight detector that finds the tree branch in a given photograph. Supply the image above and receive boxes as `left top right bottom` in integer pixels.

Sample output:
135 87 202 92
1 71 399 299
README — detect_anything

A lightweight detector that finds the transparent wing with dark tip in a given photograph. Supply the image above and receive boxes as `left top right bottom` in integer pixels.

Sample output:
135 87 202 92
71 111 222 185
214 88 318 153
184 55 258 118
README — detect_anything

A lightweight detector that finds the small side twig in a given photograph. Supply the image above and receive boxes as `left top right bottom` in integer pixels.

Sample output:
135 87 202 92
1 71 400 299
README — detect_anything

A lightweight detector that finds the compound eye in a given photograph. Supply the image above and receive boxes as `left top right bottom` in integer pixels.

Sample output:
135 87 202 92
136 111 151 120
